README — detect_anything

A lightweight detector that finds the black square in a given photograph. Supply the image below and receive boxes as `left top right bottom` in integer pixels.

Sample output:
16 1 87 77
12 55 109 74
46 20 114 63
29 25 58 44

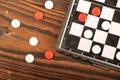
105 0 117 7
64 34 80 49
81 26 95 40
106 34 119 47
97 18 111 32
112 10 120 23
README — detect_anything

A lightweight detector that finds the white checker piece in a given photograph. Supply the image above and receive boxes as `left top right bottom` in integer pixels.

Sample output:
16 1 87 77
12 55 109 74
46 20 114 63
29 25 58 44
85 15 99 29
102 21 111 31
25 54 35 63
92 45 101 54
77 0 91 14
100 6 115 21
45 0 54 9
29 37 39 46
84 29 93 39
78 38 92 52
93 30 108 44
116 0 120 8
102 45 116 60
69 22 84 37
109 22 120 36
11 19 21 28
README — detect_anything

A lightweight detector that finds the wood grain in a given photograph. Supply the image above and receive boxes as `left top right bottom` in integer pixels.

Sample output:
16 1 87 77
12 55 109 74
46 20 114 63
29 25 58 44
0 0 120 80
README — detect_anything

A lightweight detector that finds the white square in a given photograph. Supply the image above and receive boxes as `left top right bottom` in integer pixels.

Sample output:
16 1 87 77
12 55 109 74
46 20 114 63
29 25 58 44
78 38 92 52
102 45 116 60
85 15 99 29
94 0 105 3
117 38 120 49
109 22 120 36
116 0 120 8
93 30 108 44
100 7 115 21
77 0 91 14
69 22 84 37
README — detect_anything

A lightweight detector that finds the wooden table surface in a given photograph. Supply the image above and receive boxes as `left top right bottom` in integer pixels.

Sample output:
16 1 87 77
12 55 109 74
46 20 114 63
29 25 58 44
0 0 120 80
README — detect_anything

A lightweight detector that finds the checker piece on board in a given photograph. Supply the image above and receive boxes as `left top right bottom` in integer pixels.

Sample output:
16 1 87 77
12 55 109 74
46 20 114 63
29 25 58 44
57 0 120 71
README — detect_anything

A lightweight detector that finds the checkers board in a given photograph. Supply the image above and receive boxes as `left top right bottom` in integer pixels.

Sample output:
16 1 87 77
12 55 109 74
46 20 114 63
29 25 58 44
57 0 120 71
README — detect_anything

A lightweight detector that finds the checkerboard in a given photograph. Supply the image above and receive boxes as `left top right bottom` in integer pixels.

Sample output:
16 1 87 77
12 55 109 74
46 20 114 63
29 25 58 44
92 0 120 8
57 0 120 70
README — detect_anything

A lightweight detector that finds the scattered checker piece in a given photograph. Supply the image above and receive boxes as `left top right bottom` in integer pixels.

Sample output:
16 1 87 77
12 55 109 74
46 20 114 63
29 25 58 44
10 0 55 63
57 0 120 71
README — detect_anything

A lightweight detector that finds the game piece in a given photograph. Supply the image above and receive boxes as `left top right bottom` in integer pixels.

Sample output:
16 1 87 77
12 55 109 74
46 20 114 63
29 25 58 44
78 13 87 22
57 0 120 71
101 21 111 30
45 50 54 60
91 7 101 16
11 19 21 28
92 45 101 54
45 0 54 9
34 12 44 20
29 37 38 46
25 54 35 63
84 29 93 39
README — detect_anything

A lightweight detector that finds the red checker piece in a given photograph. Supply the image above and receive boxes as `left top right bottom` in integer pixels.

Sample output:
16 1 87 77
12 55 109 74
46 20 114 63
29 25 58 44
92 7 101 16
45 50 54 60
78 13 87 22
34 12 44 20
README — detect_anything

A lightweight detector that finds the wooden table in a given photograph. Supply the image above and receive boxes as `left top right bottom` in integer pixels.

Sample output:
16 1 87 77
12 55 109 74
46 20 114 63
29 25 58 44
0 0 120 80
